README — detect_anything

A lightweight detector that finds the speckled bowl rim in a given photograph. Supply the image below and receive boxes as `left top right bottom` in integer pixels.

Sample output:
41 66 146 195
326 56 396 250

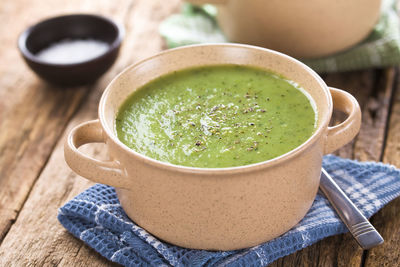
17 13 125 67
99 43 332 175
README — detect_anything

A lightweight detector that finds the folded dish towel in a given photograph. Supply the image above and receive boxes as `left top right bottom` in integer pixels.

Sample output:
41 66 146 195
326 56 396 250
58 155 400 267
159 0 400 73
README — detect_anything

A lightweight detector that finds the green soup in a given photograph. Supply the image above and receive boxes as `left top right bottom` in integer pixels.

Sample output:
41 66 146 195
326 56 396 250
116 65 316 168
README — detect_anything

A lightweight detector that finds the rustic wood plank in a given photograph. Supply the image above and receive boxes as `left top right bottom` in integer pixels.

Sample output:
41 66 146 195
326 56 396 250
0 85 88 242
0 0 143 242
354 68 395 162
364 68 400 267
271 68 396 267
0 0 92 241
0 0 181 265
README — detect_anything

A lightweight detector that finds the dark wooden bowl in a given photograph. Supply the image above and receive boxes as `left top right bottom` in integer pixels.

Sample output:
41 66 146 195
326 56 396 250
18 14 124 86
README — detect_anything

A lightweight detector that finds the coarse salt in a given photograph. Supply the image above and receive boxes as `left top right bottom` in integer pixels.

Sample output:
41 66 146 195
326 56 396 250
36 39 109 64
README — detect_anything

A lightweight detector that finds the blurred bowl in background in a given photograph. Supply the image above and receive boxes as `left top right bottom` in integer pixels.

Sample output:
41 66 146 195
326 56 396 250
18 14 124 86
187 0 382 59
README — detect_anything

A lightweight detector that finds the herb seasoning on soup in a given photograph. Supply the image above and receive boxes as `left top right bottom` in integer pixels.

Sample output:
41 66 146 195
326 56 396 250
116 65 317 168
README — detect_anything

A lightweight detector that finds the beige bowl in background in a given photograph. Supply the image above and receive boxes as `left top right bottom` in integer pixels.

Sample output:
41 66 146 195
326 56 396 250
64 44 361 250
187 0 382 58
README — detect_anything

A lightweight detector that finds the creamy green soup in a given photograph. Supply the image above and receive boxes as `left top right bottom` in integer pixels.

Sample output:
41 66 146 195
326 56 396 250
116 65 316 168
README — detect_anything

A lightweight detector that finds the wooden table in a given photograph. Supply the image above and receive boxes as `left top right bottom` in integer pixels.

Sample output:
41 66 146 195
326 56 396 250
0 0 399 266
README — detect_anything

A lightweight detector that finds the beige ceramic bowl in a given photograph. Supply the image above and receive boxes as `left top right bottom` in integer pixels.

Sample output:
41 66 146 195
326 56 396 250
64 44 361 250
188 0 382 58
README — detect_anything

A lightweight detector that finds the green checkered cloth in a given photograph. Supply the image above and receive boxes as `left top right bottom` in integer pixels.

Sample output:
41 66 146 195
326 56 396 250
160 0 400 73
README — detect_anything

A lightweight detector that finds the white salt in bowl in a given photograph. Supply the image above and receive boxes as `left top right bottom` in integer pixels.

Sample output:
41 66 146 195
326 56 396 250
18 14 124 86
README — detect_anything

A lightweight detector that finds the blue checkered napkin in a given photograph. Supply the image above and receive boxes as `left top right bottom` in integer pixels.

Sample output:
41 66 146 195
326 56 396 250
58 155 400 267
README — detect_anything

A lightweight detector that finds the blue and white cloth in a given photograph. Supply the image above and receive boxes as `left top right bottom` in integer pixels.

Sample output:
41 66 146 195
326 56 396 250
58 155 400 266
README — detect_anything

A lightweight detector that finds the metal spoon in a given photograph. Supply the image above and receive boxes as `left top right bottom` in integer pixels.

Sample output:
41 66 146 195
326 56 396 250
319 168 384 249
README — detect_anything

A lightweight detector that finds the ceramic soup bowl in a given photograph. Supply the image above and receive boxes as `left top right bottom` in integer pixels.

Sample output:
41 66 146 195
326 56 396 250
64 44 361 250
187 0 381 58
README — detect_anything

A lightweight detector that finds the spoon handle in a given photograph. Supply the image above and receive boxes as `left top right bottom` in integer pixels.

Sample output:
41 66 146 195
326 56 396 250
319 168 384 250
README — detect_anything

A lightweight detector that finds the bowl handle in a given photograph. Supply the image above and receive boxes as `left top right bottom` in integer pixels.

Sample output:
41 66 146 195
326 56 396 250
325 87 361 154
64 119 129 189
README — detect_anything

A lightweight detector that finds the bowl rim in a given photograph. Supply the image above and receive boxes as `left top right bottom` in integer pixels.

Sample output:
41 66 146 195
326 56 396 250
99 43 332 174
17 13 124 67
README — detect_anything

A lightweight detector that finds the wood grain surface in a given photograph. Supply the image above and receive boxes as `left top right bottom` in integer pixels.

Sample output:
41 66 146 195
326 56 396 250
0 0 399 266
364 69 400 267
